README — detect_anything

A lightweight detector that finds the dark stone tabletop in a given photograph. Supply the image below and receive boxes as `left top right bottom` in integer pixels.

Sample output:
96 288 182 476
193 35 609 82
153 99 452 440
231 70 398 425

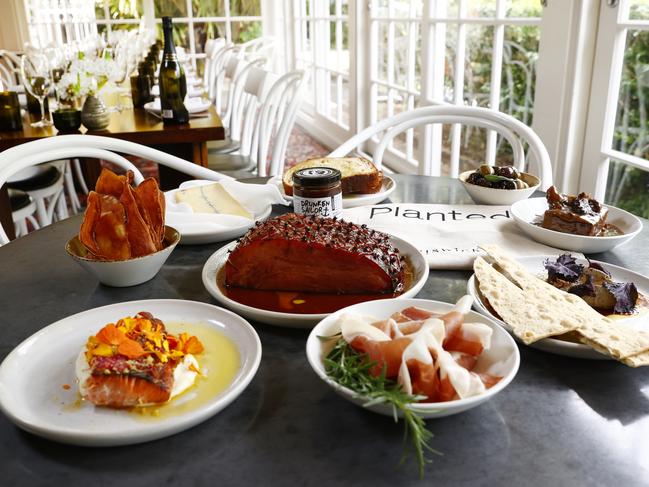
1 175 648 486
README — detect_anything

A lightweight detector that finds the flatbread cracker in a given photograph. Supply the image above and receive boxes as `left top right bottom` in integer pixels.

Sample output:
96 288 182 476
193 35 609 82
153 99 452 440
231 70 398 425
477 244 649 363
622 350 649 367
473 257 579 344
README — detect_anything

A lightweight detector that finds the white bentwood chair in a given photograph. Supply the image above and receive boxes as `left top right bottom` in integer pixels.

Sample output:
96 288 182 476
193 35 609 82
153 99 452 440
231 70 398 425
208 67 308 177
329 105 553 190
0 135 232 245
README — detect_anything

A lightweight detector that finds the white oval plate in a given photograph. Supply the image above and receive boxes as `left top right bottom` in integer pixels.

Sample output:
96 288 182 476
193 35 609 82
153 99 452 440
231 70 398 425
202 234 430 328
164 180 272 245
467 255 649 359
144 97 211 115
268 175 397 209
511 197 642 253
151 84 204 98
0 299 262 446
306 298 520 418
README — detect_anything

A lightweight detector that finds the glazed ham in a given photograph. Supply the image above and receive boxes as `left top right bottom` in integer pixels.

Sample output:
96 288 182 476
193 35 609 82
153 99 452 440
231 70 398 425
225 214 405 294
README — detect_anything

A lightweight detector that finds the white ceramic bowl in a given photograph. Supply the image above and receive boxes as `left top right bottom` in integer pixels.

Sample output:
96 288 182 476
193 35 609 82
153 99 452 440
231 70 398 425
66 226 180 287
459 170 540 205
511 197 643 253
306 298 520 418
202 235 430 328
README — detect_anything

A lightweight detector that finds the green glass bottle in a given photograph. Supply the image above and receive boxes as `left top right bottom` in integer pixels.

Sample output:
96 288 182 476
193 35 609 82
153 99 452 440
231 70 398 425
158 16 189 125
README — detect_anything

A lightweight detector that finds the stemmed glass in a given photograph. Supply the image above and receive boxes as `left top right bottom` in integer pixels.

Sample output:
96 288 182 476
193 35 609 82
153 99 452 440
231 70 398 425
21 53 53 127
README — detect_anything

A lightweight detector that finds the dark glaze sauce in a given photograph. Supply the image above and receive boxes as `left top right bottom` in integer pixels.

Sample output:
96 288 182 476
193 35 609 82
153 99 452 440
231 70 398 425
218 259 415 314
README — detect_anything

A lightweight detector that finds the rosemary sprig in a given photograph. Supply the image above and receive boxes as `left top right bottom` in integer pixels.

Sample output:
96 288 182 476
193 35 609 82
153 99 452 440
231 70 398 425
322 335 440 477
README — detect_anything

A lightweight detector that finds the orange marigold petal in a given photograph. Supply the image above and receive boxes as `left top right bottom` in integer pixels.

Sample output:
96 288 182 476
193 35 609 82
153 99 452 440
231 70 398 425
117 339 146 359
96 323 127 346
184 336 204 355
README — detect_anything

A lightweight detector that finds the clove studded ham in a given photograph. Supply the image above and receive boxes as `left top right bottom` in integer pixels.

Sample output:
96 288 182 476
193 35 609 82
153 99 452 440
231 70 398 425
225 213 405 294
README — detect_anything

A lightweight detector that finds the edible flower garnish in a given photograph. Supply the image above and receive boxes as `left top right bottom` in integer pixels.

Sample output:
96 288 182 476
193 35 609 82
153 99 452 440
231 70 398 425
85 312 204 363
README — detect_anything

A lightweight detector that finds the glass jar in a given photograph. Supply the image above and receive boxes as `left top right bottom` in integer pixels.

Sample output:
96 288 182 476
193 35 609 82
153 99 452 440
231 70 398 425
292 167 343 218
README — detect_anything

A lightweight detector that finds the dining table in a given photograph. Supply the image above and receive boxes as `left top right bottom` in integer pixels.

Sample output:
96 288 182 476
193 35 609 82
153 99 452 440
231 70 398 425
0 174 648 486
0 105 225 240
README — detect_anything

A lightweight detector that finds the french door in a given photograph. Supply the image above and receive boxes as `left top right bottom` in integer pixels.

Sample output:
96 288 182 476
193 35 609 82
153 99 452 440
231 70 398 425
581 0 649 218
287 0 542 176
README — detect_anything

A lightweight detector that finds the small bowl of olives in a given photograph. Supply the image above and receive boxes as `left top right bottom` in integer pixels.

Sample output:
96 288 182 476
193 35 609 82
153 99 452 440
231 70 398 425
459 165 540 205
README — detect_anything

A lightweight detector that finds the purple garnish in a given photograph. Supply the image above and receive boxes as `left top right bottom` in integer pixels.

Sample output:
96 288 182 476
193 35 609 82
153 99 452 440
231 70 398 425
544 254 584 282
603 281 639 314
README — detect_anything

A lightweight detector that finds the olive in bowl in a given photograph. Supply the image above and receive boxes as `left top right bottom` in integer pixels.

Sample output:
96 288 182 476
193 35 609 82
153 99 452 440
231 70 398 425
460 165 540 205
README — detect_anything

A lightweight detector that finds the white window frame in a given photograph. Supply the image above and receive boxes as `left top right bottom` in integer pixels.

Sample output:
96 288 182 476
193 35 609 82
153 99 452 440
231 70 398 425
94 0 263 72
579 0 649 200
287 0 543 176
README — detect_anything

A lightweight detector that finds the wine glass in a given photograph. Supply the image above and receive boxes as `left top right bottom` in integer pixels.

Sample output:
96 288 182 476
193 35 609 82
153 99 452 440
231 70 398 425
21 53 53 128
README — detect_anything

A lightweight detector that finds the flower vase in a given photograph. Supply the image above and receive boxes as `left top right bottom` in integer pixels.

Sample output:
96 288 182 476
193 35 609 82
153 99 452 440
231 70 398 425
81 94 110 130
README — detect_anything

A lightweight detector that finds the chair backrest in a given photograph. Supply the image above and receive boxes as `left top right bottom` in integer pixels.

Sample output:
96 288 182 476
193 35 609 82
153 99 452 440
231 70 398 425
203 38 228 95
0 50 21 87
0 135 233 245
256 70 309 177
226 59 268 146
329 105 553 189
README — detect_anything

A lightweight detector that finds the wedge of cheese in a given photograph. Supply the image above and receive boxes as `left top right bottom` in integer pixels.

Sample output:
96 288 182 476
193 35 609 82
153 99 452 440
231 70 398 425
175 183 253 219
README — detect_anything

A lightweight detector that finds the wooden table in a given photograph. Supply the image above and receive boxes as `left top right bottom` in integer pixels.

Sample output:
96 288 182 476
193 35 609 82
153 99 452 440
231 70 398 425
1 175 648 486
0 107 225 240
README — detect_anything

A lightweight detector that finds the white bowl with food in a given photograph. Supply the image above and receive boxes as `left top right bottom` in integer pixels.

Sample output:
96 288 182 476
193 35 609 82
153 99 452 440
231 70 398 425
306 297 520 419
202 214 429 328
511 196 642 253
459 168 540 206
66 226 180 287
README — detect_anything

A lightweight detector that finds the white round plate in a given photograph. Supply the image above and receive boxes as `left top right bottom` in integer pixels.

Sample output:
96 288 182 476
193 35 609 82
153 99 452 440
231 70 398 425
511 197 642 253
144 97 211 115
0 299 262 446
268 175 397 209
202 235 430 328
164 180 272 245
467 255 649 359
306 298 519 418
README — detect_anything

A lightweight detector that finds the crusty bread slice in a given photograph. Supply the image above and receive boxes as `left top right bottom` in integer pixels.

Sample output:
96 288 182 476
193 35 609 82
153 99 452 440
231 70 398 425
283 157 383 196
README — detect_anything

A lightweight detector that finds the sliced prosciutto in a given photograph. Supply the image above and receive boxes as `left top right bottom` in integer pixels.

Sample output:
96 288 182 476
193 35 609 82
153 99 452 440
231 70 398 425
337 296 501 403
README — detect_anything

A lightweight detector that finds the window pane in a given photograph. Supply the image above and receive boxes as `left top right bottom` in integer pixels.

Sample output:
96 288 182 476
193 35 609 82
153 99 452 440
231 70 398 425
231 21 262 43
156 21 190 48
505 0 541 17
463 25 494 108
230 0 261 17
95 2 106 20
629 0 649 20
466 0 496 18
155 0 188 17
106 0 142 19
613 30 649 161
193 22 227 53
605 161 649 218
194 0 226 18
499 25 539 127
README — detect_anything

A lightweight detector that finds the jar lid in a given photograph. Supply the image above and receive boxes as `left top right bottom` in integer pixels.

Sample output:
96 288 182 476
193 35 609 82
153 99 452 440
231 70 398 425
292 167 341 187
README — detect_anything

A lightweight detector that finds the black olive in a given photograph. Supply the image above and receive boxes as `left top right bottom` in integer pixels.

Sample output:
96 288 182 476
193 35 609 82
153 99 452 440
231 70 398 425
496 166 515 178
466 172 484 185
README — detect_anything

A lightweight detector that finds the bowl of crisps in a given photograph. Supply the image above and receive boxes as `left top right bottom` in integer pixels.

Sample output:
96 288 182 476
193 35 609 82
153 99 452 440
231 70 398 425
66 226 180 287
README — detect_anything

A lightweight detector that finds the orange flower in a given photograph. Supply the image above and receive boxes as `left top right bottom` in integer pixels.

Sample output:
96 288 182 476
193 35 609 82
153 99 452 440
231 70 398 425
183 336 204 355
96 323 127 346
117 339 146 359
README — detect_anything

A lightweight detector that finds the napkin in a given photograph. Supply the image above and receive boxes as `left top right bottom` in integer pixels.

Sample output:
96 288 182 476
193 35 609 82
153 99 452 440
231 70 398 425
342 203 582 270
165 179 289 232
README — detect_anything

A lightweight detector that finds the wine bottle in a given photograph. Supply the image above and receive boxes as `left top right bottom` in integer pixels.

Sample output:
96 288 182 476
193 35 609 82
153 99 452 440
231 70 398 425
130 68 153 108
158 16 189 125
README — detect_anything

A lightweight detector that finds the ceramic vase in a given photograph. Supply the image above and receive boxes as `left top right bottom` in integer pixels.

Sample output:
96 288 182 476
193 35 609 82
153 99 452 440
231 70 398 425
81 94 110 130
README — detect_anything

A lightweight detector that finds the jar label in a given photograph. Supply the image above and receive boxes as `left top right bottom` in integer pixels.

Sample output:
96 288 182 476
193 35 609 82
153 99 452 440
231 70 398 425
293 193 343 218
162 109 173 118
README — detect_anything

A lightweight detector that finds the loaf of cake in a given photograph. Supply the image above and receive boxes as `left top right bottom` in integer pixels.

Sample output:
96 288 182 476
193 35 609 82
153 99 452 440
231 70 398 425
282 157 383 196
